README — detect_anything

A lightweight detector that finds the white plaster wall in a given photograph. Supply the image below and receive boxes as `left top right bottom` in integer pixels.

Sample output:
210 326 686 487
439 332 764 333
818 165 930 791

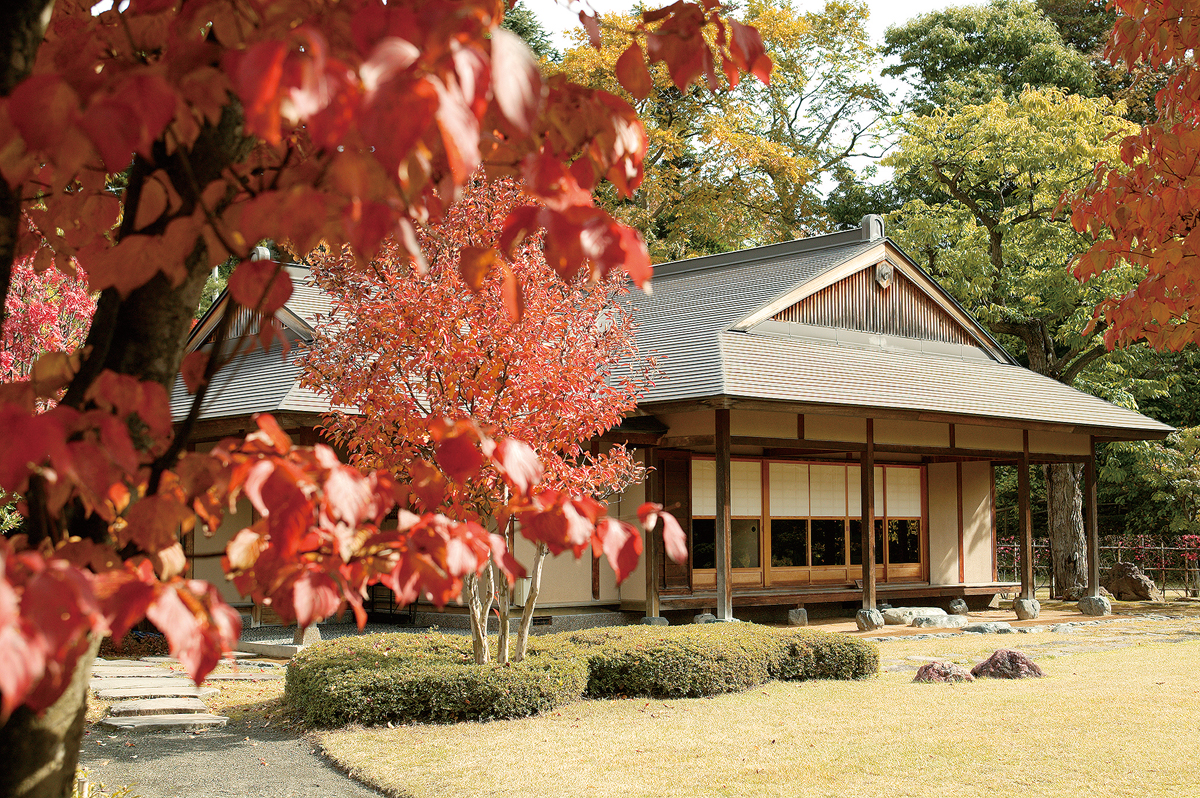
731 409 798 439
956 425 1023 451
804 414 867 442
926 462 959 585
193 500 250 605
1028 430 1091 456
874 419 950 448
962 461 995 583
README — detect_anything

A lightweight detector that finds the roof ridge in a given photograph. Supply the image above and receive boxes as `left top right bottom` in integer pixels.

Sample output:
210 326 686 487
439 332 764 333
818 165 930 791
651 229 874 278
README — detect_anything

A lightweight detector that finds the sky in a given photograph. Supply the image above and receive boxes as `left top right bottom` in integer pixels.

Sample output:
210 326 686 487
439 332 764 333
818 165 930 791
534 0 987 49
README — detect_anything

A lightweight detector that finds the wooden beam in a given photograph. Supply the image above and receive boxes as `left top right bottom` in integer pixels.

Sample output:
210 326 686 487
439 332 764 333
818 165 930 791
1018 430 1034 600
1085 436 1100 598
860 420 876 609
637 397 1168 441
644 448 660 618
957 462 965 584
715 409 733 620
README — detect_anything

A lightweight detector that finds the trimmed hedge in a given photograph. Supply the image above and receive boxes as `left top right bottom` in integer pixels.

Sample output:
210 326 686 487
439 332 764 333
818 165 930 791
285 632 587 727
285 625 879 727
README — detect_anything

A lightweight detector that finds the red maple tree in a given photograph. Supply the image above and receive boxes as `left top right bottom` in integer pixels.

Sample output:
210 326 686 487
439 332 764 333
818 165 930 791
0 0 742 792
1 257 94 385
304 177 654 663
1071 0 1200 350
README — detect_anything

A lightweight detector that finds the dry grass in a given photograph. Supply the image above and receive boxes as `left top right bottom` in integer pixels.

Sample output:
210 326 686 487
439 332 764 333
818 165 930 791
319 630 1200 798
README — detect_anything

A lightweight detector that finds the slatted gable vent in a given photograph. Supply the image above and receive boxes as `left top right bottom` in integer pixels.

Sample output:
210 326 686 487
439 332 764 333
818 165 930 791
771 262 978 346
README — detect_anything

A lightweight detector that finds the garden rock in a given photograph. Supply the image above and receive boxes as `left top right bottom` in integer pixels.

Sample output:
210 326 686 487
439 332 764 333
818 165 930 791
694 613 717 624
911 615 969 629
948 598 969 616
1102 562 1163 602
883 606 946 625
1013 598 1040 620
913 661 975 683
970 649 1044 679
1078 595 1112 616
787 608 808 627
856 608 884 631
961 622 1013 634
641 616 669 626
293 625 322 646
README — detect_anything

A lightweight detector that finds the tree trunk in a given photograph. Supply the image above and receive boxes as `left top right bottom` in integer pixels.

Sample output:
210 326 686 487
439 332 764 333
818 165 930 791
1046 462 1087 598
495 561 510 665
513 542 549 662
464 566 495 665
0 635 101 798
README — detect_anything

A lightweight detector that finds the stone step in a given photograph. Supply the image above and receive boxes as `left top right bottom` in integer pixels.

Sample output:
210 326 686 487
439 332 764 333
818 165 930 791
203 672 282 681
94 685 218 700
89 677 190 691
99 713 228 732
91 666 175 678
95 659 157 667
107 697 209 717
232 660 285 669
140 656 180 664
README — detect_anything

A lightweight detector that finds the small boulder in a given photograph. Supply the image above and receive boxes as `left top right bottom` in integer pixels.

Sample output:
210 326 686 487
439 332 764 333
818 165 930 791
293 625 321 646
1078 595 1111 617
883 606 947 625
856 608 885 631
641 616 669 626
694 613 717 624
962 622 1013 634
948 598 969 616
787 608 808 627
913 661 975 683
1102 562 1163 601
971 649 1044 679
911 615 969 629
1013 598 1040 621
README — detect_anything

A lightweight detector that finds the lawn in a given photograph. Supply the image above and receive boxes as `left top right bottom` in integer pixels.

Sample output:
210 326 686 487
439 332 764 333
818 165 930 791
318 629 1200 798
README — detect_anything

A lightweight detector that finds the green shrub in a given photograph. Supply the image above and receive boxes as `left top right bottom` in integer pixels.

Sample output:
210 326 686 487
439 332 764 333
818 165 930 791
285 633 587 727
784 629 879 680
285 625 879 727
98 631 170 659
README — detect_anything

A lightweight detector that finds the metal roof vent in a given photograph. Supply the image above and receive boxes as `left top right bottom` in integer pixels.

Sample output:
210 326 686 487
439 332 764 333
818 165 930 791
860 214 885 241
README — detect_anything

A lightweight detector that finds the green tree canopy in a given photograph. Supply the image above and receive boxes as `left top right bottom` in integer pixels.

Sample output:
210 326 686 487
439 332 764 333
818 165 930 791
557 0 887 261
882 0 1096 114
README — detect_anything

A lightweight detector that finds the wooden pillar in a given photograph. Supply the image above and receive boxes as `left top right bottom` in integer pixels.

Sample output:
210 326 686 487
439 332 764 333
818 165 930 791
715 409 733 621
1085 436 1100 598
1018 430 1034 600
860 419 876 609
644 447 660 618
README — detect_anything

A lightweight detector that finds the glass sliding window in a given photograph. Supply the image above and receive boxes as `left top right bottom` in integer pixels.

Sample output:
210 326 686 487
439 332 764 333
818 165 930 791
809 519 846 566
692 518 716 569
731 518 761 568
770 519 808 567
888 519 921 564
848 519 885 565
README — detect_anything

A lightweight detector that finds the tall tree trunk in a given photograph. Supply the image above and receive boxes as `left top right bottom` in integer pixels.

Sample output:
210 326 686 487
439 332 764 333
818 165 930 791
513 542 549 662
495 561 510 665
464 566 495 665
0 635 101 798
1046 462 1087 598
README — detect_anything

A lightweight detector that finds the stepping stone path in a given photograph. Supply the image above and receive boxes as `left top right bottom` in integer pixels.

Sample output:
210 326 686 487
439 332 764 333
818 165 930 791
89 654 273 732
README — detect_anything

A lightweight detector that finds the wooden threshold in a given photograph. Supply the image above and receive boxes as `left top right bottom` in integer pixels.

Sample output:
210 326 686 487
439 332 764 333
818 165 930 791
658 582 1017 610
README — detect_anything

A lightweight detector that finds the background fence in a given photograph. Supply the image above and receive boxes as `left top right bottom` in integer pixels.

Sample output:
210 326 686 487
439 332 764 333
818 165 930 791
996 536 1200 598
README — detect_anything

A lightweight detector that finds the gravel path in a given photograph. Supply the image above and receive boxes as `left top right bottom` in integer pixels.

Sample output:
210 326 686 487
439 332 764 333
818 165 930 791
80 718 381 798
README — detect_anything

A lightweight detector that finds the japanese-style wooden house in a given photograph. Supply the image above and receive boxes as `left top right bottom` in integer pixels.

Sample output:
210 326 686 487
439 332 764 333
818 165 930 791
172 216 1172 623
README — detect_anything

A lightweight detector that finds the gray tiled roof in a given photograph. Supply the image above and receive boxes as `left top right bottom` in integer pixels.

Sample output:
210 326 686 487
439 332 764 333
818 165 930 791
630 234 879 403
720 331 1171 436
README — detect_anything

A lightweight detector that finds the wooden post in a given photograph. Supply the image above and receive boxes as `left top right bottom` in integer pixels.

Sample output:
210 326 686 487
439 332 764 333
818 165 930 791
644 448 660 618
715 409 733 621
1085 436 1100 598
860 419 876 609
1018 430 1033 600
